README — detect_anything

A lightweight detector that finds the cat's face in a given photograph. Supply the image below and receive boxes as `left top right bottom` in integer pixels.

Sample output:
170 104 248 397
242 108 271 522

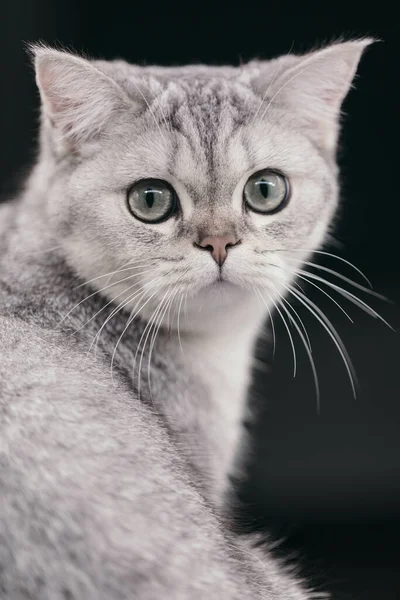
34 41 371 331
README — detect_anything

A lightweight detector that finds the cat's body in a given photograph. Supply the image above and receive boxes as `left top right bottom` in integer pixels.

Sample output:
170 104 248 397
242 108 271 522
0 40 371 598
0 200 307 599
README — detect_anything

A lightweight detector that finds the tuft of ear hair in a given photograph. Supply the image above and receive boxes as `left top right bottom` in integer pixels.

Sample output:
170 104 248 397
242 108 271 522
30 43 135 151
252 38 376 149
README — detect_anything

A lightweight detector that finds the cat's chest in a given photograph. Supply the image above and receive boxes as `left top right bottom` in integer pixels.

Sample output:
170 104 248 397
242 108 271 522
182 336 252 420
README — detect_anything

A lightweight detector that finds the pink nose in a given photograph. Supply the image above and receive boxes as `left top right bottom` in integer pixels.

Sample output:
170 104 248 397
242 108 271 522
196 235 240 266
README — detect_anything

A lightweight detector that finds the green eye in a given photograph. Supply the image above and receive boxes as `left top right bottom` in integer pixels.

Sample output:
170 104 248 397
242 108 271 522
127 179 178 223
243 169 290 214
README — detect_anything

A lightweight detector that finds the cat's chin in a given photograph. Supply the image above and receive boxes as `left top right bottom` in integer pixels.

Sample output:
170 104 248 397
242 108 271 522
198 276 240 294
191 277 249 305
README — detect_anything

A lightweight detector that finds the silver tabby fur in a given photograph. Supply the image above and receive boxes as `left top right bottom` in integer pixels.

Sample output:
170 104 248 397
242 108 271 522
0 39 372 599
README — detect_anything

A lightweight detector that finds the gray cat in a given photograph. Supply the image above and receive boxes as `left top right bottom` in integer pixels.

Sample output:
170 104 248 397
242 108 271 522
0 39 372 599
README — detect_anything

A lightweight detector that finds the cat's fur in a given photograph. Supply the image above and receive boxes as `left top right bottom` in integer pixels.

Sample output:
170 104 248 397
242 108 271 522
0 40 371 599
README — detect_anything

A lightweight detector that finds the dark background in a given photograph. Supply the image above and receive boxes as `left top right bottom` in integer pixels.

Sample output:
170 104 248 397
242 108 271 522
1 4 399 599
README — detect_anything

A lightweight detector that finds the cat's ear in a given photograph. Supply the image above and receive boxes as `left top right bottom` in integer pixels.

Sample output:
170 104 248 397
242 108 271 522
31 45 136 151
252 39 374 150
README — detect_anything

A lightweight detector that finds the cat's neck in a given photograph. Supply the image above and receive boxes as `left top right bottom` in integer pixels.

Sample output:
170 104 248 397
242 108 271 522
152 301 267 503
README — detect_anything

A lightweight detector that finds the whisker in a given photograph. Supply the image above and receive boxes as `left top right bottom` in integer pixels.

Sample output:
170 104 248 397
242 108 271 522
272 248 372 288
307 250 373 288
104 259 138 286
144 77 172 135
90 288 148 359
89 275 164 358
138 291 171 401
252 284 276 358
84 292 137 360
268 284 320 411
284 258 386 300
286 282 357 398
184 291 189 326
109 279 165 380
169 271 193 330
291 268 393 330
176 292 185 355
131 79 168 144
26 243 65 256
258 64 313 123
145 282 183 399
166 285 177 331
256 286 297 377
270 262 354 323
57 268 154 327
147 267 192 392
250 43 293 127
279 295 312 352
73 262 151 289
72 279 147 335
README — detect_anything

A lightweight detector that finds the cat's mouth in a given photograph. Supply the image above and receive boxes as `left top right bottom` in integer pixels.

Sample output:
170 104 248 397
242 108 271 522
206 273 236 289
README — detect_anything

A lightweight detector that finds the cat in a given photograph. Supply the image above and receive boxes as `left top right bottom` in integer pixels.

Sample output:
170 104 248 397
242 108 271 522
0 39 372 599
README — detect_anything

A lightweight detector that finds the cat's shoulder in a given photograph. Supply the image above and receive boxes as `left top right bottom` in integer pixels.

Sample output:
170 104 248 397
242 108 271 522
0 313 116 403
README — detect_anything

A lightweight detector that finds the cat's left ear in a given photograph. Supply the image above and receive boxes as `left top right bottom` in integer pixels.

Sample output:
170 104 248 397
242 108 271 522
251 39 375 150
30 44 139 153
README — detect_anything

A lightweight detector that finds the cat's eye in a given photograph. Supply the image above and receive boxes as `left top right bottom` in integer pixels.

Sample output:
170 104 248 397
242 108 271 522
243 169 290 214
127 179 178 223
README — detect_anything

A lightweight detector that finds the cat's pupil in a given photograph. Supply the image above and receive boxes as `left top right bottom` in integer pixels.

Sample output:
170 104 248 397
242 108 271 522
145 189 155 208
258 180 269 199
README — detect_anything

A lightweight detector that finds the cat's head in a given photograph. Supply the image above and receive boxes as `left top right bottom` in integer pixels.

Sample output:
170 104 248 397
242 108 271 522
32 40 371 333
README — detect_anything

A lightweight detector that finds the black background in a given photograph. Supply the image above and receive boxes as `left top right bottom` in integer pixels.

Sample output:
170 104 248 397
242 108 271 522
1 4 399 599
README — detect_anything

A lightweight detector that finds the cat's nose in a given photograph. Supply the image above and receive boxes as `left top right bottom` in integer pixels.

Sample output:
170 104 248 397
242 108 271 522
195 235 241 266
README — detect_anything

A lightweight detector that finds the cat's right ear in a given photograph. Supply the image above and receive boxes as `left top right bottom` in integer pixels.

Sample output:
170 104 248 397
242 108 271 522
30 44 137 152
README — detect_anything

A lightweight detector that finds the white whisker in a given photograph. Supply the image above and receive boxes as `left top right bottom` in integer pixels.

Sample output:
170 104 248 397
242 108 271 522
146 269 191 396
88 274 164 359
138 289 172 401
27 243 65 256
249 40 295 128
272 248 372 288
109 279 165 380
286 283 357 398
148 288 181 397
252 284 276 358
131 79 168 144
84 292 136 360
270 262 354 323
73 279 145 335
104 259 138 286
284 257 386 300
250 52 289 127
292 268 393 330
57 269 152 327
176 293 185 355
272 286 320 411
144 77 172 135
256 287 297 377
279 295 312 352
90 288 148 358
258 64 313 123
74 262 151 289
308 250 372 288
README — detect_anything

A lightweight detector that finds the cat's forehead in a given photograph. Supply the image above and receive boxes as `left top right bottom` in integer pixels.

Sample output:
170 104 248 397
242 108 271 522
106 63 261 196
96 59 314 202
163 81 256 203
